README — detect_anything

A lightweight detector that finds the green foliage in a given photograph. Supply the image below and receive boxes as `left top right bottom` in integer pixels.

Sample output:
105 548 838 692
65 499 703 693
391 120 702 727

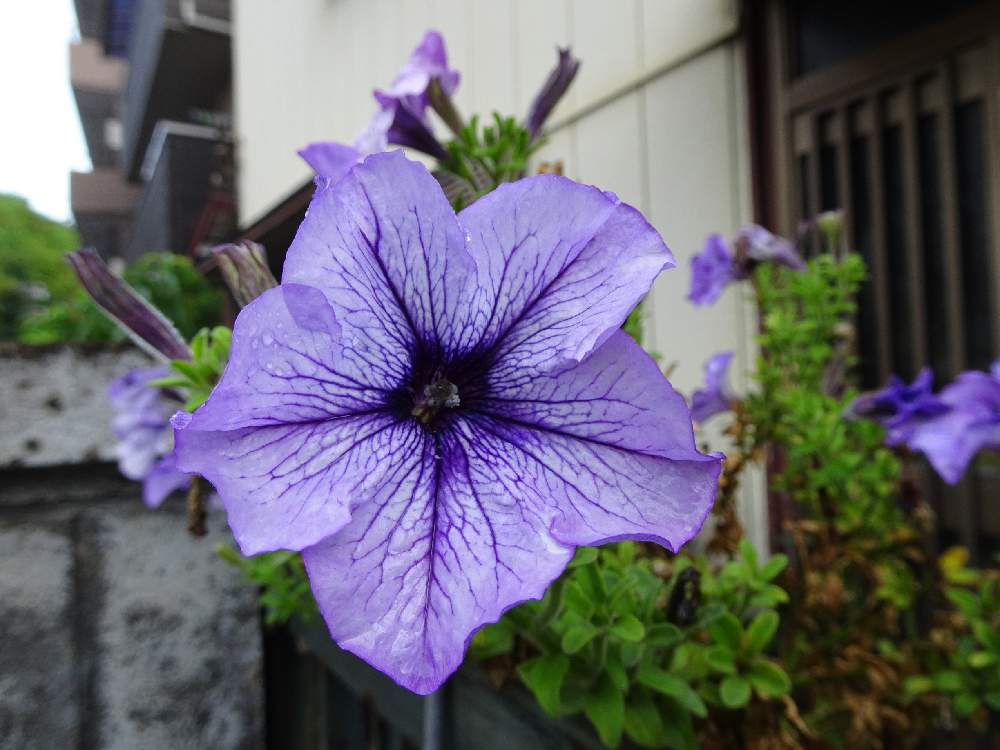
443 114 546 206
0 194 81 340
151 326 231 410
216 546 317 625
20 251 221 344
471 542 791 748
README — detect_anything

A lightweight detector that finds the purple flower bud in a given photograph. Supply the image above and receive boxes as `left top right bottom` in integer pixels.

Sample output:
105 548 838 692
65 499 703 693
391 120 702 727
212 241 278 308
526 47 581 139
66 249 192 361
735 224 806 271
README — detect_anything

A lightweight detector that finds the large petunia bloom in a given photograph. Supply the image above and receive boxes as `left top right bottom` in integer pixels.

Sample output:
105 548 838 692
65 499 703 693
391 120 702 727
108 368 189 508
691 352 736 423
907 359 1000 484
172 151 721 694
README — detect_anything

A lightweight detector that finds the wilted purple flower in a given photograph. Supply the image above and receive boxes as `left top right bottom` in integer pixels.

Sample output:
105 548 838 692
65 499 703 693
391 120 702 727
688 234 737 305
108 368 188 508
298 30 455 182
173 151 721 693
735 224 806 271
845 368 947 444
213 241 278 308
691 352 736 423
385 29 459 109
67 249 191 361
907 359 1000 484
526 47 581 138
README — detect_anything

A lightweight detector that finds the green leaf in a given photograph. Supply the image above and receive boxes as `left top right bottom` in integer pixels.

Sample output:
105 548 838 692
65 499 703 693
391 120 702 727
903 675 934 696
946 588 981 619
636 663 707 718
720 675 752 709
468 621 514 660
563 581 596 619
759 554 789 581
645 622 683 648
605 654 629 693
953 692 981 716
739 538 758 570
610 614 645 643
624 687 668 748
744 611 780 654
517 654 569 716
933 670 964 692
577 563 607 604
584 674 625 748
984 690 1000 711
562 623 599 654
705 645 737 675
968 650 997 669
707 612 742 651
569 547 599 568
747 659 791 697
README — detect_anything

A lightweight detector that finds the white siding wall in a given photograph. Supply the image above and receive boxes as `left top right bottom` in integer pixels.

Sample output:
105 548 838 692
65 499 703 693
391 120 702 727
233 0 767 549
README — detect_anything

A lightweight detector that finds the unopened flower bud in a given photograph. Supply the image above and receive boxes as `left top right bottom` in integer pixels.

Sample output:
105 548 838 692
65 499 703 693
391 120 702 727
212 241 278 308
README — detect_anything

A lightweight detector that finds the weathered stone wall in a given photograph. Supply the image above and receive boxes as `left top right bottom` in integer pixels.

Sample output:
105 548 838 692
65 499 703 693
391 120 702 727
0 345 264 750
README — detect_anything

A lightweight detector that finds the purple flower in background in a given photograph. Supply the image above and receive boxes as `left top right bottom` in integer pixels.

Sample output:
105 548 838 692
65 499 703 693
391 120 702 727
846 368 947 444
173 151 721 693
691 352 736 423
907 359 1000 484
688 234 737 305
526 47 581 138
108 368 188 508
735 224 806 271
298 30 456 182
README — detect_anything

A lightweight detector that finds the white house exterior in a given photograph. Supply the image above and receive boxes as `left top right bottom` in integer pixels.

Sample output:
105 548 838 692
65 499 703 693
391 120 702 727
231 0 768 549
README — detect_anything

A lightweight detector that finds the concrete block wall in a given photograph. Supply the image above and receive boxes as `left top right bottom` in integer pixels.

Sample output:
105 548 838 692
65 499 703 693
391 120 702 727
0 345 264 750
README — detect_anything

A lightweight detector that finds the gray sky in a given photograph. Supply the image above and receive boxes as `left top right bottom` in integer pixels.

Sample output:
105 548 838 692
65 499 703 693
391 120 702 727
0 0 91 223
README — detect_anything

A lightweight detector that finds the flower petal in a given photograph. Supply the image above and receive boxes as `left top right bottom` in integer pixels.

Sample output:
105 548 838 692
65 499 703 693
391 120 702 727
143 453 189 509
172 284 410 553
477 330 720 549
302 420 574 695
297 142 361 183
282 151 482 360
459 175 673 372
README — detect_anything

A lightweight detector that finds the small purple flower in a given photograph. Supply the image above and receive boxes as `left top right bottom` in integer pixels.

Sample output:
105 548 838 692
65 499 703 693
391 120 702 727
298 31 455 182
108 368 188 508
907 359 1000 484
173 151 721 693
688 234 737 306
846 368 947 444
691 352 736 423
735 224 806 271
526 47 581 138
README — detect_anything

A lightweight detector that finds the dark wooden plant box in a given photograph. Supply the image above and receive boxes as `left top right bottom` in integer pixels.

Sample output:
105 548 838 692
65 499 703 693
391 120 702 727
286 617 605 750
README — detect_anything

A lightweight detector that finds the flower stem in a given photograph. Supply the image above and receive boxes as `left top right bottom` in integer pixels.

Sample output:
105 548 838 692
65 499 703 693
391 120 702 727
187 475 207 537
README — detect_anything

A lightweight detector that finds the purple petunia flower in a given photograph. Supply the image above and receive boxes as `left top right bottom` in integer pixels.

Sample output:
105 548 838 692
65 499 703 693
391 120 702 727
108 368 189 508
172 151 722 693
298 30 456 183
691 352 736 423
845 368 947 445
735 223 806 271
907 359 1000 484
688 234 738 306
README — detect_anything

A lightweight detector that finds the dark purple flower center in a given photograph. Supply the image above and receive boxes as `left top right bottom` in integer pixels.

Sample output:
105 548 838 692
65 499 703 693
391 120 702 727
411 376 460 425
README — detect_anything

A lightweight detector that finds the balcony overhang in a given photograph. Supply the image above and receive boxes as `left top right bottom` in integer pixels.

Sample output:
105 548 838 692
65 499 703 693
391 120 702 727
121 0 231 180
126 121 233 261
71 169 140 215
